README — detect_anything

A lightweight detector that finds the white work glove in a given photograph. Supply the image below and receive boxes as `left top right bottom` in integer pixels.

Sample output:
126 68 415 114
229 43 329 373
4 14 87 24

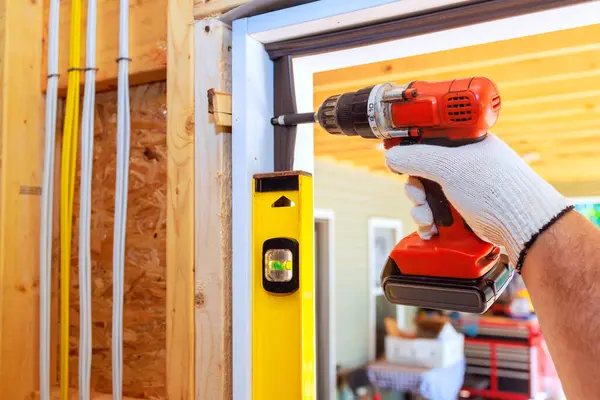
385 134 573 272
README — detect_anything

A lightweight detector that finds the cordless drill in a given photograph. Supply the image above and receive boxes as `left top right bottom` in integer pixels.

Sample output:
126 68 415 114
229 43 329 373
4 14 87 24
272 77 513 313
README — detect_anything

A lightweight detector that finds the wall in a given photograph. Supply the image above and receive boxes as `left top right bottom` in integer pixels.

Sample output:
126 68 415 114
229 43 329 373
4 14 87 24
69 82 167 399
314 158 415 369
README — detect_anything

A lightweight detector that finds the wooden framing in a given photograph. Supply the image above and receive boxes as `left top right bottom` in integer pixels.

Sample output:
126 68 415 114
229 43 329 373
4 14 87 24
0 0 243 397
194 19 233 400
43 0 168 93
166 0 196 399
0 0 45 397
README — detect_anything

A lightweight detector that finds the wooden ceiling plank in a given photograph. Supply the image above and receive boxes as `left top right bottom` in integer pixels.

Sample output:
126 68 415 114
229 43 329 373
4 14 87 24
497 99 600 119
501 133 600 145
316 136 600 159
495 118 600 135
498 70 600 101
502 89 600 109
494 107 600 125
314 137 375 151
499 68 600 89
364 160 600 182
317 142 600 170
314 23 600 94
314 151 385 164
510 138 600 155
315 52 600 105
319 136 600 160
313 23 600 184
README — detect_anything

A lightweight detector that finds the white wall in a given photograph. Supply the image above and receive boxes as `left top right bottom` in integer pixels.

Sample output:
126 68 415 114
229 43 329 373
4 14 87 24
314 158 415 368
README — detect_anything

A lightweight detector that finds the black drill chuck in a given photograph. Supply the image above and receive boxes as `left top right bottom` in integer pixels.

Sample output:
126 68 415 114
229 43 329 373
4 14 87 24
317 86 376 138
271 85 379 139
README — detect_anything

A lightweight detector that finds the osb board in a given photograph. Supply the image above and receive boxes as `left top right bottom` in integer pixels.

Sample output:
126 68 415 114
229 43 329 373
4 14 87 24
68 83 167 399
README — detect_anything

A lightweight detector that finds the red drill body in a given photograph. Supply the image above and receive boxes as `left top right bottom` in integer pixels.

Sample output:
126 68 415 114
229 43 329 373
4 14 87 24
273 77 513 313
384 77 501 148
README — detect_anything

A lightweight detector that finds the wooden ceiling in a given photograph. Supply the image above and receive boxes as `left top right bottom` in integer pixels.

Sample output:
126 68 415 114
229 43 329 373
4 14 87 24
313 23 600 183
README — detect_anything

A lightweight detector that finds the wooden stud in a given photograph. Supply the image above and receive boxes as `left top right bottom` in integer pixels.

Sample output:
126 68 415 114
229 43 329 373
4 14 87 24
0 0 44 397
195 19 233 400
166 0 195 398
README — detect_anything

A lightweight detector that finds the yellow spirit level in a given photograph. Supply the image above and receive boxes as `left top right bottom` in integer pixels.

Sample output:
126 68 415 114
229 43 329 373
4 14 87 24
252 171 315 400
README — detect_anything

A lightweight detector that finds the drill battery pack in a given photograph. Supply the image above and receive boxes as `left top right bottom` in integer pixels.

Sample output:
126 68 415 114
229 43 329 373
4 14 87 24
381 254 514 314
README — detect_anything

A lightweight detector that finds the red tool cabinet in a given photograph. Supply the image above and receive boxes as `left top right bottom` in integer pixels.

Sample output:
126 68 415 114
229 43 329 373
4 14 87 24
456 316 562 399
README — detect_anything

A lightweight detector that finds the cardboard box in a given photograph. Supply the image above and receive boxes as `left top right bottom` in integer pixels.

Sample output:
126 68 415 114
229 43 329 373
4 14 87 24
385 321 464 368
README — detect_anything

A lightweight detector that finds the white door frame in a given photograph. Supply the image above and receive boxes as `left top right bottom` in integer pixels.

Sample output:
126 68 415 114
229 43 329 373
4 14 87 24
314 209 336 400
367 218 403 361
230 2 600 398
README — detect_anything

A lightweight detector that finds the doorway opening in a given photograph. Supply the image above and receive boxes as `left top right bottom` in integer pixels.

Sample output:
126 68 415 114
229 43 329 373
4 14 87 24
315 210 335 400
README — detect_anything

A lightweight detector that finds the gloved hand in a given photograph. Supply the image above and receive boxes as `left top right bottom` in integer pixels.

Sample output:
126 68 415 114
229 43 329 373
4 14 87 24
384 134 573 272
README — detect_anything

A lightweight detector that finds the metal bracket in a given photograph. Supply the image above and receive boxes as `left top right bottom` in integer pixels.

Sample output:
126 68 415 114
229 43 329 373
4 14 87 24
207 89 232 127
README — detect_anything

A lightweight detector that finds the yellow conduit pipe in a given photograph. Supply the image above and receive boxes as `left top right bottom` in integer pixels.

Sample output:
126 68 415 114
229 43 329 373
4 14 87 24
60 0 82 398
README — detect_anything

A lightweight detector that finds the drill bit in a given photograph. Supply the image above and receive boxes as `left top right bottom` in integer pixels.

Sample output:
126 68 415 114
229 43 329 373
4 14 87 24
271 112 317 126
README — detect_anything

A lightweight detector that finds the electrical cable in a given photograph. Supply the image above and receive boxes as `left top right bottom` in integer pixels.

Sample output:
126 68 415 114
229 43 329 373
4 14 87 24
60 0 83 398
78 0 97 397
112 0 130 398
40 0 60 399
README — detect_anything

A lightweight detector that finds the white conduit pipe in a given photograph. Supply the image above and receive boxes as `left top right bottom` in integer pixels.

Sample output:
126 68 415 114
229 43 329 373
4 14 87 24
78 0 97 397
40 0 60 399
113 0 130 398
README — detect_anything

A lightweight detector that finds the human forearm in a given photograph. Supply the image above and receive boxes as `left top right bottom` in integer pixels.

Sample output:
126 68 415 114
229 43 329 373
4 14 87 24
384 134 600 398
521 209 600 399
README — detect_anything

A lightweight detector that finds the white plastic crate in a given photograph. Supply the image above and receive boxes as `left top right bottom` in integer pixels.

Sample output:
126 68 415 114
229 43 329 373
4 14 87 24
385 323 465 368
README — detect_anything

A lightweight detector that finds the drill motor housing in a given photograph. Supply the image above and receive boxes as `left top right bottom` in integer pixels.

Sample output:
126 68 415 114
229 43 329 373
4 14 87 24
316 77 501 148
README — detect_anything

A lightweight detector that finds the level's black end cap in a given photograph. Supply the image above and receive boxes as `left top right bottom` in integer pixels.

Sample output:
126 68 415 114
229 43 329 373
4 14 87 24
380 256 513 314
254 170 312 192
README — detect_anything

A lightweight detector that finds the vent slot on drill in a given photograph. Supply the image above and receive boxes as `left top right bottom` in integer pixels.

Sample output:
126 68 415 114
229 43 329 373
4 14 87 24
492 95 501 110
446 95 473 122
